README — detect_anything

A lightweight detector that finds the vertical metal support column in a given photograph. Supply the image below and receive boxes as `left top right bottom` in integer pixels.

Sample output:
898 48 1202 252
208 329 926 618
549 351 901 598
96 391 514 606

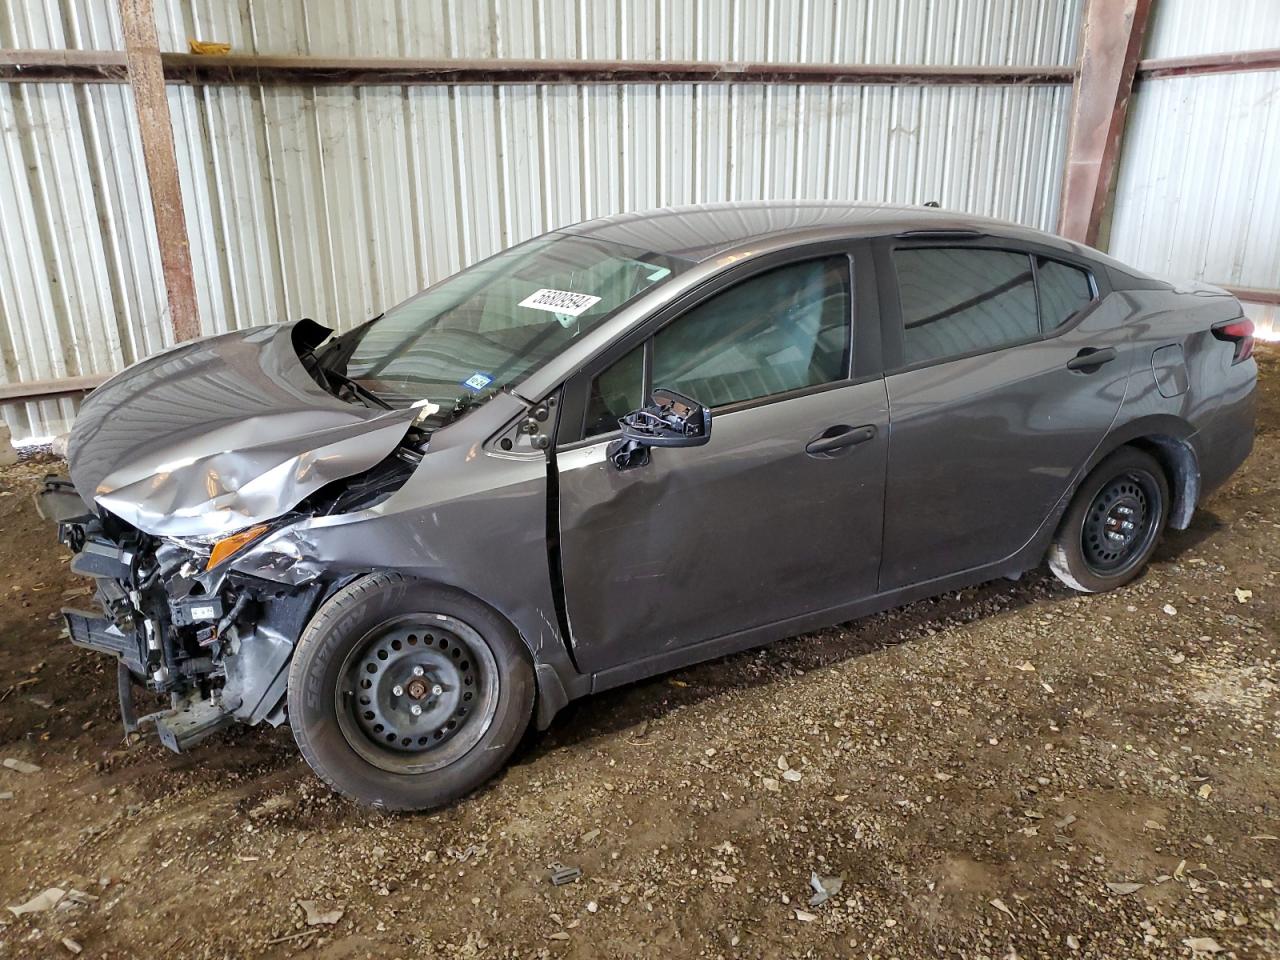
1058 0 1153 247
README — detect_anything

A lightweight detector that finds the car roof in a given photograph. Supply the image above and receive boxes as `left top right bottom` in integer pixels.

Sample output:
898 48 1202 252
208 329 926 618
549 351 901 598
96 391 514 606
557 200 1084 263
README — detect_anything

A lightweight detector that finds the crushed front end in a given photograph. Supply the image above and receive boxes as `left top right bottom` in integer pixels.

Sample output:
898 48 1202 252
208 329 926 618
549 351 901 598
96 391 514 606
33 320 433 752
37 476 331 750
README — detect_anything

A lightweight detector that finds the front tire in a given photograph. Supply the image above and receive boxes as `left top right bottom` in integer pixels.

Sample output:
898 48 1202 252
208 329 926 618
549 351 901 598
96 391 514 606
1048 447 1169 593
287 573 534 810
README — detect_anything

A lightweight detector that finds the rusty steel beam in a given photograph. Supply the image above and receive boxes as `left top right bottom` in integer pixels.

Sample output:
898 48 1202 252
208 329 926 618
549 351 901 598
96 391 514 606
1058 0 1154 247
119 0 201 343
0 49 1075 86
0 48 128 82
156 55 1074 86
1224 285 1280 307
0 374 110 403
1137 48 1280 80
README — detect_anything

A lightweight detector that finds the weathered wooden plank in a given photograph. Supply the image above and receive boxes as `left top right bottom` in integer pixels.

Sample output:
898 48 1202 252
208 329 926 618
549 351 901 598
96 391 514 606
119 0 200 343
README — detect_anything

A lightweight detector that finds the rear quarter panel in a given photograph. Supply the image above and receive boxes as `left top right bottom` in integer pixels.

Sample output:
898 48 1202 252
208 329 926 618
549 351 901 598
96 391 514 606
1112 287 1256 498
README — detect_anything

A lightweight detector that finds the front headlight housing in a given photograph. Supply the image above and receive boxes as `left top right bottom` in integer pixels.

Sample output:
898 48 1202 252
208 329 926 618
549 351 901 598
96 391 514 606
164 522 276 572
205 523 273 570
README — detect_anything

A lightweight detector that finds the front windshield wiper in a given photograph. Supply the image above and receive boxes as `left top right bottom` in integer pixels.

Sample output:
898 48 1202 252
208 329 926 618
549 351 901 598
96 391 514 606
442 393 479 423
323 367 393 410
440 385 513 423
302 348 392 411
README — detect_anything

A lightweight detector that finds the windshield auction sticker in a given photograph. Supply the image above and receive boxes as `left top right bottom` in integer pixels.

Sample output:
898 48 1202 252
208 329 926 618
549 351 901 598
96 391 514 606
518 288 602 317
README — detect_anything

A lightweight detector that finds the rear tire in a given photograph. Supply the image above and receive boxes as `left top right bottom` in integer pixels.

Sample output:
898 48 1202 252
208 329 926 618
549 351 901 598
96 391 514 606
1048 447 1169 594
287 573 534 810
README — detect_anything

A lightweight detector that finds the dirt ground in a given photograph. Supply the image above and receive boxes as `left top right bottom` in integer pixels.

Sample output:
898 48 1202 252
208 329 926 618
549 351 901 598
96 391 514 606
0 353 1277 960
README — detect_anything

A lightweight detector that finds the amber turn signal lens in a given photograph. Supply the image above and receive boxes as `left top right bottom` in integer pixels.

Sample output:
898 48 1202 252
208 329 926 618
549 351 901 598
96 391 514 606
206 523 271 570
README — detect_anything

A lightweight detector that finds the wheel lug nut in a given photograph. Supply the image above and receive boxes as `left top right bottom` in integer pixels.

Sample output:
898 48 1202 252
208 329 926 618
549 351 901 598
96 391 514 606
392 684 404 696
410 704 423 717
431 684 444 696
412 665 425 677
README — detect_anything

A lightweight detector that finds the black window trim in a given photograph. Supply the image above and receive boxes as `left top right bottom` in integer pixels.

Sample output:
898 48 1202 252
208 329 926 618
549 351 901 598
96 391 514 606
875 236 1106 376
555 239 881 449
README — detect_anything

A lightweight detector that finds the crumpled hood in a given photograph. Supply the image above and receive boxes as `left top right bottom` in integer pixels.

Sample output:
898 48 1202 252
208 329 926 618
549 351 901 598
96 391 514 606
67 321 419 539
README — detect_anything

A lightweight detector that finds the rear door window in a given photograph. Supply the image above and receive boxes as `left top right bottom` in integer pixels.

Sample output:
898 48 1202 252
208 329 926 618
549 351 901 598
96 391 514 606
893 248 1038 366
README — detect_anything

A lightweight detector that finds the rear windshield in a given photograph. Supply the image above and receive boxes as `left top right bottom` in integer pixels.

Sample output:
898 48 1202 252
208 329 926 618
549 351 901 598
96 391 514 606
330 233 688 419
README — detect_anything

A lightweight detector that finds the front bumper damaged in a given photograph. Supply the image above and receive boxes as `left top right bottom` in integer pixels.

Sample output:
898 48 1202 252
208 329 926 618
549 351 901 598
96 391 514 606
63 608 144 674
37 475 328 753
37 321 437 756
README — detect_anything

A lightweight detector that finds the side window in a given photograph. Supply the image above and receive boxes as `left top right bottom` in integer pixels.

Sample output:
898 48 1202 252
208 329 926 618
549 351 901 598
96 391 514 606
583 345 644 438
894 248 1037 366
1036 256 1095 329
651 257 852 409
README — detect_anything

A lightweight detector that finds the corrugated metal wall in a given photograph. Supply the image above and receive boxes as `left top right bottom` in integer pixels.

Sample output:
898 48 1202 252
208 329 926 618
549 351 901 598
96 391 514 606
1 1 165 438
6 0 1084 61
1109 0 1280 334
2 0 1083 441
1133 0 1280 58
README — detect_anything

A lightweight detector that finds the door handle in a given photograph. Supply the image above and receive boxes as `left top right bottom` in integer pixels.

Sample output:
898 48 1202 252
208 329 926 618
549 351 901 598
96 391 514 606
805 424 877 457
1066 346 1118 372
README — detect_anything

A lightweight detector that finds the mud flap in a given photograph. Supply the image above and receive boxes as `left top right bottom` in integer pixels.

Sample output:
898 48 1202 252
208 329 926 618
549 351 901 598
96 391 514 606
222 623 295 725
534 662 569 730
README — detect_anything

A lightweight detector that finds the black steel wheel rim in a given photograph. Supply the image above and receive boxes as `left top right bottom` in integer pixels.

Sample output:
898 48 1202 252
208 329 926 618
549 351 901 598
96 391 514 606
335 614 499 774
1081 469 1161 575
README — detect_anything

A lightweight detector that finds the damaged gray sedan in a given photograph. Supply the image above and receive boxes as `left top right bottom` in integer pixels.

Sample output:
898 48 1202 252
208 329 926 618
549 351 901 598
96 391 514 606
40 202 1256 809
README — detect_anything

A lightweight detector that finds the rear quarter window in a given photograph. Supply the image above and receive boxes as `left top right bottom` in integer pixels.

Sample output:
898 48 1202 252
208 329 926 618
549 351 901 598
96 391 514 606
1036 257 1096 329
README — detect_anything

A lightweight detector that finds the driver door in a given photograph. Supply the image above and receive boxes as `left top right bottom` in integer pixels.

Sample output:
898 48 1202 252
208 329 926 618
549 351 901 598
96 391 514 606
554 246 889 677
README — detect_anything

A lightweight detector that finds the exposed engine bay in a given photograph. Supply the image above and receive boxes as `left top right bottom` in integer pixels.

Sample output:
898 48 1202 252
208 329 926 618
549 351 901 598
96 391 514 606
33 314 561 764
37 438 423 752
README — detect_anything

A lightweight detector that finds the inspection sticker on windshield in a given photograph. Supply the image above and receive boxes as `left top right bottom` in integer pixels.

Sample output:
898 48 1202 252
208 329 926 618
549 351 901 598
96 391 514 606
518 288 601 318
461 372 494 392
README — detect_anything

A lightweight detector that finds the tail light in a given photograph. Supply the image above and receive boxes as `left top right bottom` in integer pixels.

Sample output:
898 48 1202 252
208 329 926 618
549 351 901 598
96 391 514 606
1212 318 1255 364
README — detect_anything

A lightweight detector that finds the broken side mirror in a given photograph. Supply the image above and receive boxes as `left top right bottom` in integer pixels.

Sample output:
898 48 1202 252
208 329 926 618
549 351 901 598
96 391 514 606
608 388 712 470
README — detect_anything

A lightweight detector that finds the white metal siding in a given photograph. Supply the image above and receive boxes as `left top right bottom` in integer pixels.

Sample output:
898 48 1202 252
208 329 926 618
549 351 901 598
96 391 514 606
172 81 1074 344
1 0 123 50
0 81 170 440
1 0 1083 440
150 0 1081 65
1144 0 1280 58
1108 2 1280 320
1110 70 1280 290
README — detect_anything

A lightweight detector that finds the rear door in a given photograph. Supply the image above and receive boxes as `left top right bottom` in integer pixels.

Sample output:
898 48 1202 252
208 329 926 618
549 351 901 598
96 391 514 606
554 244 888 676
876 238 1131 590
